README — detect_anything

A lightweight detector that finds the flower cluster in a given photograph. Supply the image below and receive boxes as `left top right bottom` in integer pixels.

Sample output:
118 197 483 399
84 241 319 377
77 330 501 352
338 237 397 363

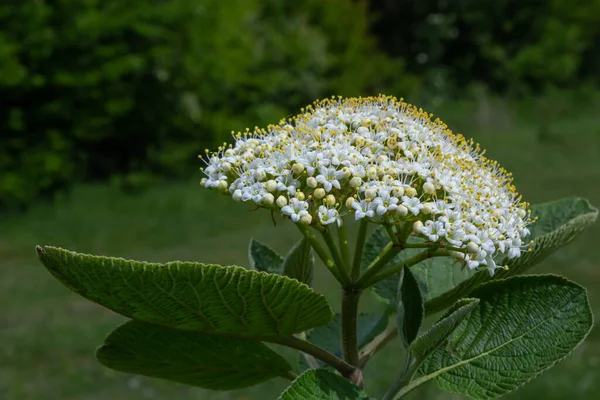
200 95 533 275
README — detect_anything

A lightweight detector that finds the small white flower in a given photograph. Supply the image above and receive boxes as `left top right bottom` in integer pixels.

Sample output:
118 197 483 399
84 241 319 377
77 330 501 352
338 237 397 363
419 220 447 242
402 196 422 215
318 206 342 227
281 198 309 222
316 166 344 192
352 200 375 220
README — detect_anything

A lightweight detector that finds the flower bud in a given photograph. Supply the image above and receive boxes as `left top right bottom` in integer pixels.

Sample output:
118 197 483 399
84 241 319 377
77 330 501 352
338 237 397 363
346 197 355 209
423 182 435 195
200 178 208 187
265 180 277 192
325 194 336 207
357 126 370 135
292 163 305 175
421 203 433 215
253 169 266 181
413 220 424 233
342 167 352 179
222 162 232 172
262 193 275 205
349 177 362 188
396 204 408 217
365 188 377 200
306 177 318 188
466 241 479 254
276 196 288 208
405 187 417 197
217 180 228 192
314 188 326 200
295 191 306 201
377 155 388 164
354 136 365 147
299 214 313 225
232 189 243 202
392 186 404 197
367 167 377 179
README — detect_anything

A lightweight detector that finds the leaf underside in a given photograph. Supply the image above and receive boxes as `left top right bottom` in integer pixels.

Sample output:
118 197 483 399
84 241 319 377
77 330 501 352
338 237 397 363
37 246 332 338
97 320 292 390
249 238 284 274
420 275 593 400
279 369 369 400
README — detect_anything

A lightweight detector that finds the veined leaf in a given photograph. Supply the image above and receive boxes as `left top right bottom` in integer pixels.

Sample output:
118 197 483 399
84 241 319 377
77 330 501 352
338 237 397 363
425 197 598 315
37 246 332 338
282 238 314 285
279 369 369 400
410 298 479 363
396 266 424 347
417 275 593 400
249 238 283 274
97 320 292 390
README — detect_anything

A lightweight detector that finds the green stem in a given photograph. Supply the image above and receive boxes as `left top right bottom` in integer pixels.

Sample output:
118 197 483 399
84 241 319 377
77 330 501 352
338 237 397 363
351 219 368 281
367 250 448 286
381 354 420 400
355 242 402 288
338 220 352 268
358 316 398 368
272 336 356 378
362 249 448 288
341 287 361 366
384 223 400 245
295 224 343 283
321 228 351 285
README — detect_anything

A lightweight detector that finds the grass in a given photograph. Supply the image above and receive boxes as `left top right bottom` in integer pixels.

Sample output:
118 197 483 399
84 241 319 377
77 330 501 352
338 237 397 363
1 92 599 399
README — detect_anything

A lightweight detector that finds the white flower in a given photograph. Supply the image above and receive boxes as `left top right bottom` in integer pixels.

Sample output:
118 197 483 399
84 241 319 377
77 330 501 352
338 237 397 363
200 95 532 265
281 198 309 222
318 206 342 227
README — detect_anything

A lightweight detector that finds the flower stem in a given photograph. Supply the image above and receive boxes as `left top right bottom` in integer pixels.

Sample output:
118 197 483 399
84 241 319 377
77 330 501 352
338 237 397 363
358 316 398 368
355 242 402 288
321 228 352 285
295 224 344 283
338 220 352 268
341 287 361 366
272 335 356 378
362 249 448 288
351 219 369 281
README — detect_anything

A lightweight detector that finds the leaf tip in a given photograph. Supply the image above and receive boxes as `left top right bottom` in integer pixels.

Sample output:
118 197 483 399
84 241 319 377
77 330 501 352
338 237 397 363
35 245 45 255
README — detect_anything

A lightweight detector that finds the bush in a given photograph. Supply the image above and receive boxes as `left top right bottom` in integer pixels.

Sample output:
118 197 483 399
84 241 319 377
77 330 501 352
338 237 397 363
0 0 414 210
368 0 600 94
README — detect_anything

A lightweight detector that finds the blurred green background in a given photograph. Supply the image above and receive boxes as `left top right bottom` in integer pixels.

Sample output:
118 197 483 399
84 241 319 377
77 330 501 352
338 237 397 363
1 0 599 399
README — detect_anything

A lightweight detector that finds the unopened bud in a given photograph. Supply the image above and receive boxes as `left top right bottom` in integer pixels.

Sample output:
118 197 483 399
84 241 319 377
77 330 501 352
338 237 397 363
222 162 232 173
405 187 417 197
262 193 275 205
232 189 243 202
299 214 313 225
423 182 435 195
325 195 336 207
350 177 363 188
306 177 318 188
466 241 479 254
314 188 326 199
266 180 277 192
276 196 288 208
365 188 377 200
346 197 356 209
253 169 266 181
292 163 305 175
392 186 404 197
413 220 424 233
217 180 228 192
295 191 306 201
396 204 408 217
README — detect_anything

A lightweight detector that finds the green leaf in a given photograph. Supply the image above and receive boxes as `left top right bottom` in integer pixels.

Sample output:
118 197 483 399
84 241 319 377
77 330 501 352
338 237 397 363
396 266 424 346
418 275 593 400
97 320 292 390
36 246 333 338
425 197 598 315
363 227 472 306
282 238 314 285
410 298 479 363
300 311 388 370
249 238 284 274
279 369 369 400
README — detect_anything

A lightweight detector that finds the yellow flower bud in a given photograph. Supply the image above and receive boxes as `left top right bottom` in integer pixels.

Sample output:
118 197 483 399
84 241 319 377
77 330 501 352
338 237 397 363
276 196 288 208
295 191 306 201
292 163 305 175
423 182 435 195
299 214 313 225
405 187 417 197
306 177 318 188
266 180 277 192
262 193 275 205
325 194 336 207
314 188 326 199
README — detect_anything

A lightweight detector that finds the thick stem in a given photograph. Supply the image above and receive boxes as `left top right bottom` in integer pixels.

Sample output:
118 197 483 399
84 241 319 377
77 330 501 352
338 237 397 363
351 219 369 281
296 224 343 283
272 336 356 378
355 242 402 288
321 228 351 285
338 221 352 268
358 317 398 368
363 249 448 287
341 287 361 366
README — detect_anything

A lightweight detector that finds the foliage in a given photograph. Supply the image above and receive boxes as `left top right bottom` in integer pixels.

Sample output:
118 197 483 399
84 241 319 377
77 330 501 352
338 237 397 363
0 0 412 209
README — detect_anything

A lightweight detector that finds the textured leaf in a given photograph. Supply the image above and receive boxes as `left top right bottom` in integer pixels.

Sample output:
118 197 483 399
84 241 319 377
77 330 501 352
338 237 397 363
363 227 472 306
97 320 292 390
282 238 314 285
279 369 369 400
396 266 424 346
410 298 479 362
37 246 332 338
425 197 598 315
249 238 283 274
300 311 388 370
419 275 593 400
